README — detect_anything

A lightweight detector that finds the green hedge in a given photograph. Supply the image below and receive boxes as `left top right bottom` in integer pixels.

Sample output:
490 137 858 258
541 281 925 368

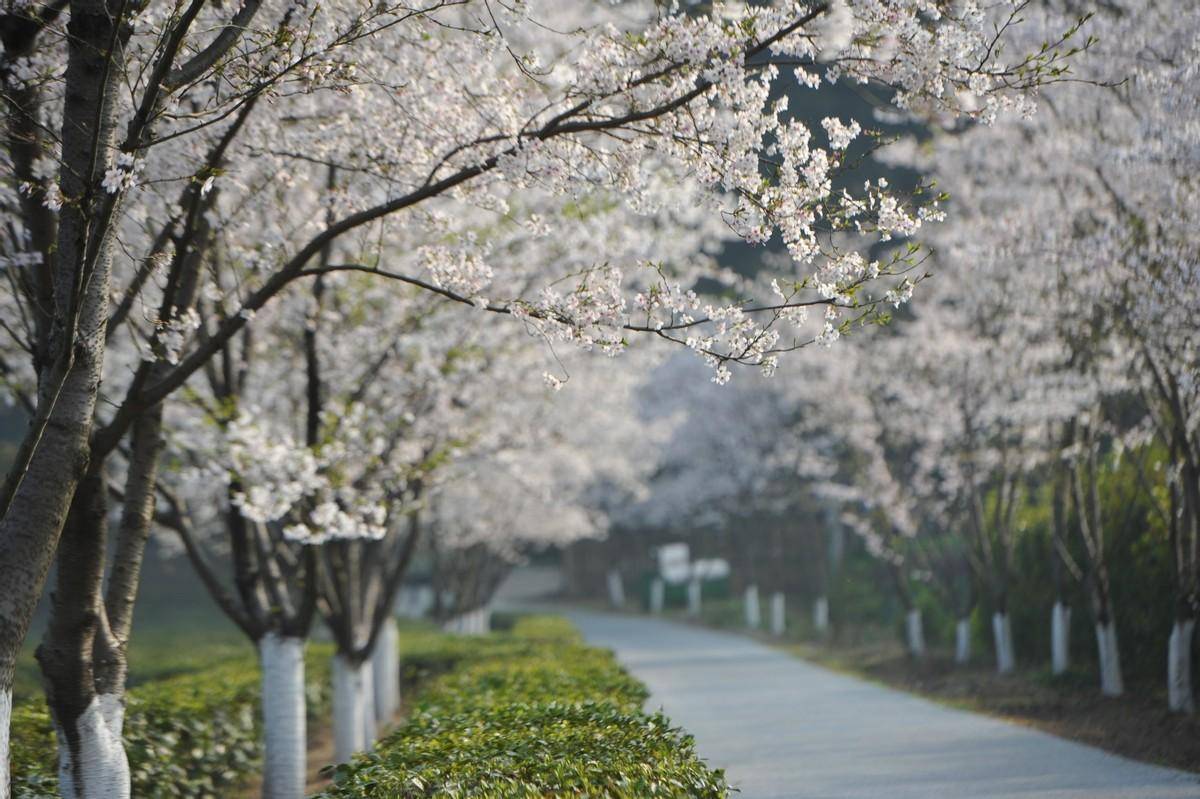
10 643 333 799
321 616 729 799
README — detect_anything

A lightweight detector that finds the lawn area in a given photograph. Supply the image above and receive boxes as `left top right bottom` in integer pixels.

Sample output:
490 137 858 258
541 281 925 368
14 608 250 702
13 557 252 702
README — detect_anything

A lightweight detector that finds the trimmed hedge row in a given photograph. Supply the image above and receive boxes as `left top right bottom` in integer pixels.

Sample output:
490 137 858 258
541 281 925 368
321 616 729 799
10 644 333 799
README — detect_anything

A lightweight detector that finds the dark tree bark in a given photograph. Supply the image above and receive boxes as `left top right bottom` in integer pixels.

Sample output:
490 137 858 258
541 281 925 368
0 0 122 764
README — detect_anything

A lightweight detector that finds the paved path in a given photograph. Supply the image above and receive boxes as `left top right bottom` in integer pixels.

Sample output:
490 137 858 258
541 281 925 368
567 610 1200 799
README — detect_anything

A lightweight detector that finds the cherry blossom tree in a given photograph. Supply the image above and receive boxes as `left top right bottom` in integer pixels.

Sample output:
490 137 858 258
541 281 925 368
627 351 826 629
433 343 669 621
158 274 549 782
1096 20 1200 714
0 0 1093 793
776 332 959 659
161 186 698 785
882 0 1197 701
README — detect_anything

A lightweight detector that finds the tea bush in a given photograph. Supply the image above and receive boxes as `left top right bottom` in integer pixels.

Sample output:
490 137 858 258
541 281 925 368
12 616 726 798
10 643 333 799
321 616 728 799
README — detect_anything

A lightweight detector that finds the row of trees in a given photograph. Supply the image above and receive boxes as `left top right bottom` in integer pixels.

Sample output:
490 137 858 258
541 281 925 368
598 0 1196 715
841 0 1198 711
152 287 666 789
0 0 1083 796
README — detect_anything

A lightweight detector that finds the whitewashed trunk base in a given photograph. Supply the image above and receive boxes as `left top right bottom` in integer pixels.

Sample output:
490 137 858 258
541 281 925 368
2 688 11 799
606 570 626 608
686 579 701 618
260 634 306 799
905 609 925 657
813 596 829 633
1168 619 1195 713
954 618 971 664
443 609 489 635
360 664 376 748
770 592 786 637
1051 602 1071 675
744 585 761 629
649 579 665 615
1095 621 1124 697
54 694 130 799
333 656 373 763
372 619 400 725
993 612 1015 674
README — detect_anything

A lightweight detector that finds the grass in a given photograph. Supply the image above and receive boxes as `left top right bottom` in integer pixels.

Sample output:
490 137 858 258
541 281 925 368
13 602 251 702
13 551 255 702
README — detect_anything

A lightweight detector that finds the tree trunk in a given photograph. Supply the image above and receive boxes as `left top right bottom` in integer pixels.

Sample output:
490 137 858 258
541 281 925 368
0 2 122 791
1051 601 1071 675
259 634 306 799
38 402 164 799
371 619 400 725
0 687 8 799
332 655 372 762
770 592 785 636
744 585 760 629
37 475 130 799
476 608 486 634
1050 453 1071 677
360 663 376 749
992 612 1014 674
1091 588 1123 697
52 695 129 799
1168 617 1195 714
905 609 925 657
606 570 625 608
0 262 106 799
1094 620 1124 697
649 578 664 615
950 561 975 666
954 618 970 665
687 578 702 618
813 595 829 634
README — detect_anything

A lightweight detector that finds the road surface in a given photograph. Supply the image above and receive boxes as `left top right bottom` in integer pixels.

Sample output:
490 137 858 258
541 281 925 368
567 610 1200 799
